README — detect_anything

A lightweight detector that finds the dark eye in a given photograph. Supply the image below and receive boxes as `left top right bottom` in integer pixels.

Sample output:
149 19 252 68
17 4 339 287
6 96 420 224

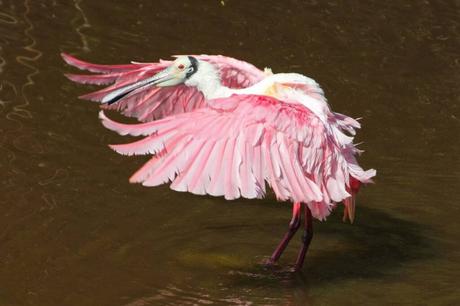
178 64 185 70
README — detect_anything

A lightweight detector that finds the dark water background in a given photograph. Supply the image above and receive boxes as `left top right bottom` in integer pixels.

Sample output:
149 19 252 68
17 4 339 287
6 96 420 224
1 0 459 305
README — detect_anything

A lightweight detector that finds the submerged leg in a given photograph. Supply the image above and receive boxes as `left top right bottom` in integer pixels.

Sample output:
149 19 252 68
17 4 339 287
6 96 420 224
294 204 313 271
268 202 302 264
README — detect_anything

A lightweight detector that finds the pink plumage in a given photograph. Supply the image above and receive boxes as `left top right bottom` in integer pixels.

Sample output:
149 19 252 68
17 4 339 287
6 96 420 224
63 53 376 271
62 53 265 122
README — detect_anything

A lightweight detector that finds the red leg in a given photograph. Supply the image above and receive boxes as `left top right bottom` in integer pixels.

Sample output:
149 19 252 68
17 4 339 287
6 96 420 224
268 202 302 264
294 204 313 271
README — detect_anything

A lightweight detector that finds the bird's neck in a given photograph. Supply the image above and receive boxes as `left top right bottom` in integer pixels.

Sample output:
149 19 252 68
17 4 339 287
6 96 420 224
185 61 232 99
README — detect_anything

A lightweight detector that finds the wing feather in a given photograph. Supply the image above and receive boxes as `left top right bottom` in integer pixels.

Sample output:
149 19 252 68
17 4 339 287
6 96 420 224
99 94 375 220
63 53 266 122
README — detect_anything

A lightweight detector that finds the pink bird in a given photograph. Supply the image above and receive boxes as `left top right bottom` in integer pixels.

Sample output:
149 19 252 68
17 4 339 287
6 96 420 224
62 53 376 271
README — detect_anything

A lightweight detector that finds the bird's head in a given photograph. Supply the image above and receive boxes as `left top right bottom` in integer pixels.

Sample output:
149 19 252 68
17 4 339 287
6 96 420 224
152 56 199 87
101 56 199 104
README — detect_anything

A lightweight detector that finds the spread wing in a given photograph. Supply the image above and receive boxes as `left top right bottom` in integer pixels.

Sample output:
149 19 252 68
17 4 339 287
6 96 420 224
62 53 266 122
98 94 375 220
193 54 266 88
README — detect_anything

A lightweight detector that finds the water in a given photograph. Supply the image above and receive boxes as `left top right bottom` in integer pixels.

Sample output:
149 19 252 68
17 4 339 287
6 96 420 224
0 0 459 305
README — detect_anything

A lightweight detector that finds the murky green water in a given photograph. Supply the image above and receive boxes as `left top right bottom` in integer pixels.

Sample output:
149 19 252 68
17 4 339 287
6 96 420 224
1 0 459 305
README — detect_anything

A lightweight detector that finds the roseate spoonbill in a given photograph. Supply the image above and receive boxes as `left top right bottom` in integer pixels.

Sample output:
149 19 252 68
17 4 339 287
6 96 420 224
62 53 375 271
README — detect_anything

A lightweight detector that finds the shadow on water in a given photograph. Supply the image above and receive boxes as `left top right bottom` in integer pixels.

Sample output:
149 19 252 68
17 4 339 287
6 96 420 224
228 203 439 287
125 202 437 305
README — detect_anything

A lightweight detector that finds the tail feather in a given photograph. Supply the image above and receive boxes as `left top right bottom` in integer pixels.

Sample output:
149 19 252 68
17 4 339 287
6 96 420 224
342 176 361 224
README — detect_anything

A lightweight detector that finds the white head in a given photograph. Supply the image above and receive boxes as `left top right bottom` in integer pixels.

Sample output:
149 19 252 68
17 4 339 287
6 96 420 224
153 56 200 87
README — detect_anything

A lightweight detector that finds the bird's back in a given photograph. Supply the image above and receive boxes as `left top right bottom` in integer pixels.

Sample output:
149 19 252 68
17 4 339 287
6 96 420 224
233 73 329 123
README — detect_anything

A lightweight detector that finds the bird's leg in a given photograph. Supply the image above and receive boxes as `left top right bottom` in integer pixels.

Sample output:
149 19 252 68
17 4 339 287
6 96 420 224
294 204 313 271
268 202 302 264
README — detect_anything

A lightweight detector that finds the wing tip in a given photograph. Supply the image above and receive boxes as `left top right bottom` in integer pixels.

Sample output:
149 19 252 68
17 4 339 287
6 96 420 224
98 110 108 120
98 110 114 130
61 52 74 65
61 52 84 68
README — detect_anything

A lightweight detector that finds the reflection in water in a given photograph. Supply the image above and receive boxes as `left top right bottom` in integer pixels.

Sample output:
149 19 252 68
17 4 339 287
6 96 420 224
0 0 41 185
72 0 91 53
11 0 41 121
0 10 17 24
114 206 434 306
0 0 459 305
0 9 19 119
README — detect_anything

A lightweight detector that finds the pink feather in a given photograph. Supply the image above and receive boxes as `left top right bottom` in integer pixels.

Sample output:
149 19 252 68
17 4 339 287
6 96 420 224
99 94 375 220
64 52 376 222
62 53 266 122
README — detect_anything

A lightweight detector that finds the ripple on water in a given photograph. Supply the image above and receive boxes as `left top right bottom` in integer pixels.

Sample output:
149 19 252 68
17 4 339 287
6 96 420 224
0 11 18 24
121 283 289 306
